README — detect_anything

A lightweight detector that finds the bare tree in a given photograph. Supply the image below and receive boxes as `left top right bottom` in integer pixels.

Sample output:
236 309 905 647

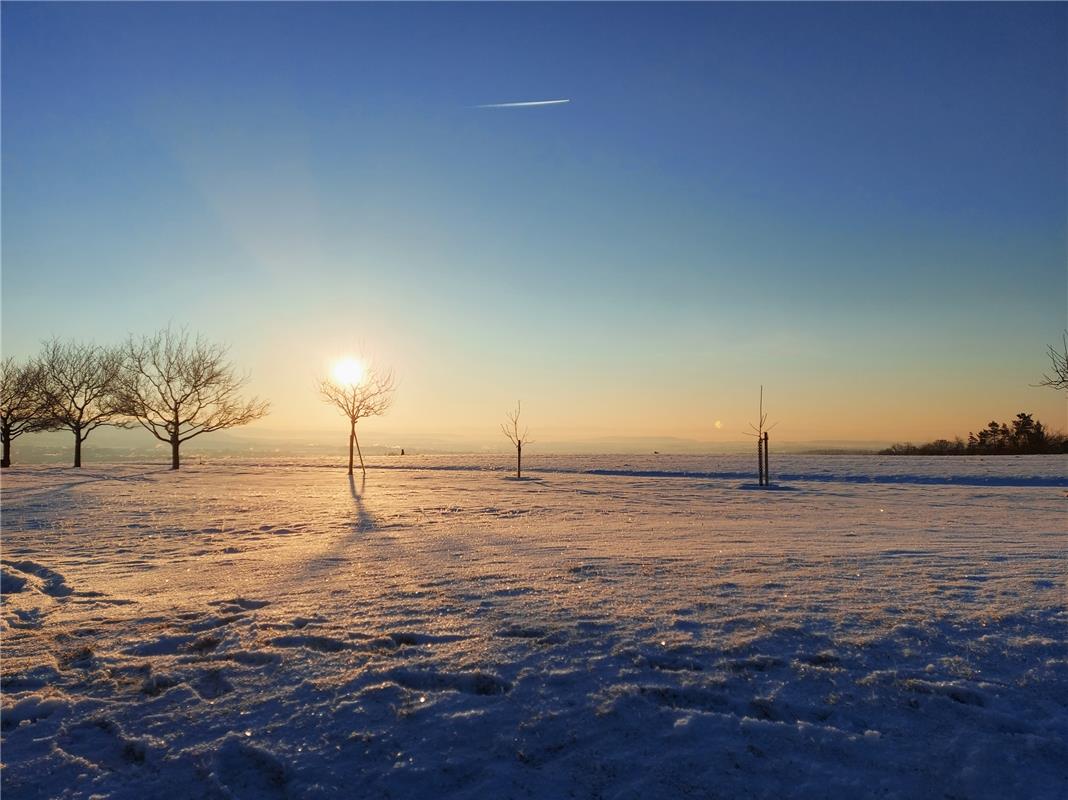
117 328 270 470
501 401 532 479
743 386 777 486
1039 331 1068 391
39 339 128 468
319 366 395 475
0 357 48 468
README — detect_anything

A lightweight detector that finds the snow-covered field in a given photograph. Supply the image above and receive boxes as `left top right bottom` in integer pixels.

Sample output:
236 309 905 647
2 455 1065 799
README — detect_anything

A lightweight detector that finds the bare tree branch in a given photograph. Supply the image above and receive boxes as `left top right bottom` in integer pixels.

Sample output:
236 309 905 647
742 385 777 438
38 339 129 467
743 385 777 486
0 357 50 467
1038 331 1068 392
116 327 269 469
318 365 395 476
501 401 532 478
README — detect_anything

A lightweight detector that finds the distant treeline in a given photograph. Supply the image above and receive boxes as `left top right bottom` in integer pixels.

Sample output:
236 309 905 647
881 413 1067 455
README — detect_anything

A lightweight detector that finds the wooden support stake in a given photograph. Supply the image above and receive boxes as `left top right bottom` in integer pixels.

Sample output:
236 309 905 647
763 431 769 486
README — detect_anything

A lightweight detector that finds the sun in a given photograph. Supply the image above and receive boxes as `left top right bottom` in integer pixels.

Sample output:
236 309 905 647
331 357 365 387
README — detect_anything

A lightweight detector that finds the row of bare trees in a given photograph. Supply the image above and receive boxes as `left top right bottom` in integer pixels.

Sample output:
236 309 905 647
7 330 1064 475
1 329 268 469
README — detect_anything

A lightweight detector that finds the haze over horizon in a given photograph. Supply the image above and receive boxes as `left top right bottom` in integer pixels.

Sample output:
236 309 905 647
3 2 1065 445
14 424 908 462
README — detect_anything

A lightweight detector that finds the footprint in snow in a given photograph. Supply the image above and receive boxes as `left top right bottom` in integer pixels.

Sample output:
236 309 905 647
213 736 287 799
2 560 73 597
189 613 246 632
388 631 466 646
56 718 147 771
290 616 327 629
1 567 28 594
0 694 69 730
386 668 511 696
6 608 45 630
219 650 281 667
722 655 784 673
192 668 233 700
141 673 180 697
268 634 349 653
1 664 63 691
189 635 222 654
211 597 270 612
122 634 197 657
495 626 547 640
796 651 841 668
643 652 705 672
631 685 729 713
58 645 95 670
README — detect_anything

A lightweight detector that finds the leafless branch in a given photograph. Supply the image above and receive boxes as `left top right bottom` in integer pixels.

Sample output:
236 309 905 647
319 367 395 425
742 385 776 438
1038 331 1068 391
116 327 269 468
38 339 130 466
318 365 395 475
0 357 52 466
501 401 532 447
1 358 49 438
501 401 532 479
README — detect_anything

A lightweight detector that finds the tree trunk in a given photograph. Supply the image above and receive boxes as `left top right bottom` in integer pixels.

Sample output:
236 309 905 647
172 409 181 471
1 426 10 468
517 441 522 479
763 432 769 485
354 428 366 476
348 423 355 476
74 432 82 468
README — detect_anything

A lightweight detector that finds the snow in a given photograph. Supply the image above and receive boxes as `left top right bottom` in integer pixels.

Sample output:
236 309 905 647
1 455 1066 799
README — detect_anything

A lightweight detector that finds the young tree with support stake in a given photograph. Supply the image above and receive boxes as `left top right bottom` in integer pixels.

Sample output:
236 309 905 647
501 401 532 479
117 328 270 470
39 339 129 468
319 364 394 476
0 357 49 468
744 386 776 487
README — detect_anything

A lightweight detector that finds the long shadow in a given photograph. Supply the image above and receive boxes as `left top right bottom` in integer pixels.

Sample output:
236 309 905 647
283 461 1068 489
502 475 549 485
1 467 171 501
288 473 382 586
348 473 377 532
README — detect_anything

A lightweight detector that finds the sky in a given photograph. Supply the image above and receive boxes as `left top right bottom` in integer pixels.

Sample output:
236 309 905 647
2 2 1065 449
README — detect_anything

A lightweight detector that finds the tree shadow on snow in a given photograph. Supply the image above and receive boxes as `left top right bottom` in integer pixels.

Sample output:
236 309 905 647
502 475 547 484
2 467 171 501
348 474 377 531
736 483 798 491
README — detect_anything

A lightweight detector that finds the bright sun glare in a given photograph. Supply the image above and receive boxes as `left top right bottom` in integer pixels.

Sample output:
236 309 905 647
331 357 365 387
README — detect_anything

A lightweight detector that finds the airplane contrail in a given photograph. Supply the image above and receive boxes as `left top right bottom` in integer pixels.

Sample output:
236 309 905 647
473 99 570 108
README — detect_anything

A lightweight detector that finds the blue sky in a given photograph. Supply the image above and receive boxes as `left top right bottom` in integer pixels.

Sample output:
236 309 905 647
2 2 1065 444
